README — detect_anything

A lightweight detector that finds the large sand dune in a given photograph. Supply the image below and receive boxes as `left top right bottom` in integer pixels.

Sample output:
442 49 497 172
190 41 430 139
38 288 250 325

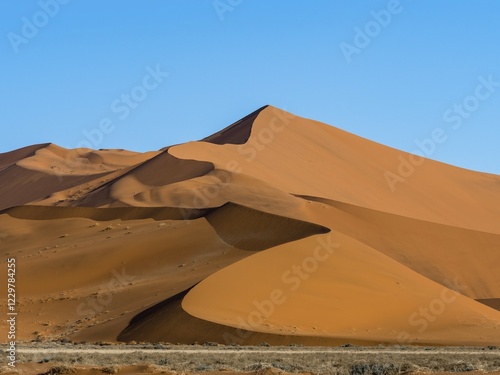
0 105 499 346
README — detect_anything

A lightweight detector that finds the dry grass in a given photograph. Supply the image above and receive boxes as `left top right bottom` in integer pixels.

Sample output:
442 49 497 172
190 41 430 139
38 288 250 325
6 343 500 375
39 366 76 375
99 367 118 374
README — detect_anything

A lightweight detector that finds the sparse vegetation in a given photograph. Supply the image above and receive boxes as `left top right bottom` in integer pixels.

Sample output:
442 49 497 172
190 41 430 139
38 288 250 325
100 366 119 374
349 363 402 375
6 343 500 375
39 365 76 375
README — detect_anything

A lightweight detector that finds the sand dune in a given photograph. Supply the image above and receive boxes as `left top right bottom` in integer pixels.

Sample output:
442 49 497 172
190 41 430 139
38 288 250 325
0 105 499 346
0 165 107 211
170 106 500 234
205 203 330 251
1 204 209 221
0 144 158 211
16 144 157 176
296 195 500 300
73 151 214 207
117 288 375 346
183 233 500 346
0 143 50 169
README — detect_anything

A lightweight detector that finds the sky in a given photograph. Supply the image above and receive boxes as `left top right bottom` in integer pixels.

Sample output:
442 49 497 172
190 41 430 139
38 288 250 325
1 1 499 174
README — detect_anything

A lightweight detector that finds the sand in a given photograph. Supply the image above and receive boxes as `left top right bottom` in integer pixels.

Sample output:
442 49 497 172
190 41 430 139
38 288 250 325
0 105 499 347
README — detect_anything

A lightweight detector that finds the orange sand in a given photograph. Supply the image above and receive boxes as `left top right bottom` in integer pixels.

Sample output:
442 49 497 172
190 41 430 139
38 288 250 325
0 106 499 346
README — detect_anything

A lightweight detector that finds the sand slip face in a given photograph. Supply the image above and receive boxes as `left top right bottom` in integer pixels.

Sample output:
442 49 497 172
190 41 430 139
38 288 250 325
1 105 499 345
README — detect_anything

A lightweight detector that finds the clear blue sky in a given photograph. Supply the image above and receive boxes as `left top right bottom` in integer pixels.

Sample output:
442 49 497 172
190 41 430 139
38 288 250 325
1 1 499 174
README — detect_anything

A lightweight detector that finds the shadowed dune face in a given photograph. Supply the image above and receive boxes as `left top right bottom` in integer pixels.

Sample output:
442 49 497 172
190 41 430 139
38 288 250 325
119 151 215 187
201 105 268 145
1 203 328 252
73 151 214 207
477 299 500 311
1 105 499 346
205 203 330 251
0 165 109 211
1 205 210 221
0 143 50 169
117 288 374 346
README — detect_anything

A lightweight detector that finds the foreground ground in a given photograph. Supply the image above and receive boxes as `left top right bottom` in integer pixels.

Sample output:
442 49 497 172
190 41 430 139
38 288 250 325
1 344 499 374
